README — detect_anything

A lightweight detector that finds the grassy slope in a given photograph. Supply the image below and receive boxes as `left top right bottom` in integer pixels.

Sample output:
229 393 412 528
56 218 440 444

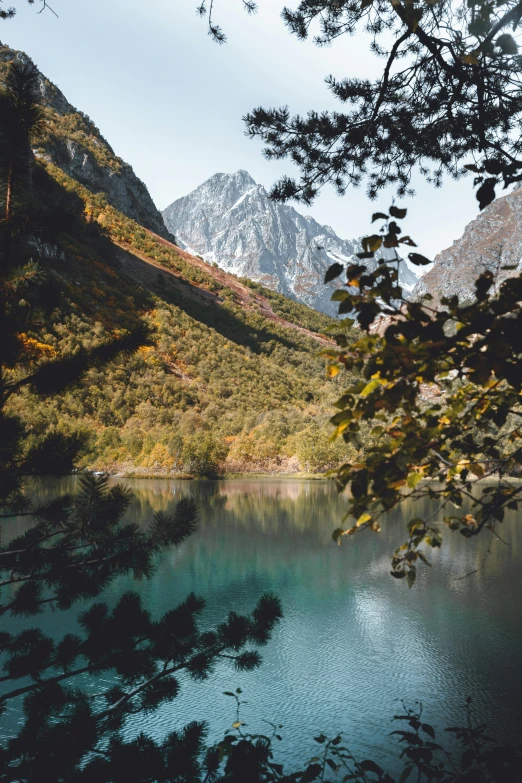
8 161 354 475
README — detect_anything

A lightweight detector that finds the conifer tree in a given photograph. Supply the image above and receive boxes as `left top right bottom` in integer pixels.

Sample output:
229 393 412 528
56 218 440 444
201 0 522 209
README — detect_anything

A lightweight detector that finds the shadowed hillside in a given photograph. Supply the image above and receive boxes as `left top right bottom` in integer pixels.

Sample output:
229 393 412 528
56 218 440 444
5 157 354 475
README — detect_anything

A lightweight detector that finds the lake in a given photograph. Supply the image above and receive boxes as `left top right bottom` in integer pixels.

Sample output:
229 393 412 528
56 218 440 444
3 477 522 773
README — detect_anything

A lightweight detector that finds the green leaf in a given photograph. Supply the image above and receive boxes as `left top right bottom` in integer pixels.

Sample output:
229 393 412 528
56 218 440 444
389 205 407 219
360 760 383 775
417 551 431 567
383 232 399 248
331 289 349 301
324 262 344 283
362 234 383 253
408 252 431 266
470 462 484 478
399 765 413 783
360 378 380 396
330 410 353 425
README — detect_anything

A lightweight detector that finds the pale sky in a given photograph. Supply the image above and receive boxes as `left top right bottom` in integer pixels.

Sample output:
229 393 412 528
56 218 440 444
3 0 483 259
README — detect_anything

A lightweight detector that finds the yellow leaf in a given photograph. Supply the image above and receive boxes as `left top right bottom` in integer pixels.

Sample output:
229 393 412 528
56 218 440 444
470 462 484 478
407 473 423 489
232 722 242 729
362 234 383 253
360 378 380 397
462 53 479 65
327 364 341 378
329 421 350 440
356 512 372 527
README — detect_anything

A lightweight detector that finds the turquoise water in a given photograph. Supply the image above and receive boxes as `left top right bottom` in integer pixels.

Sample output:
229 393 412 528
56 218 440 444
3 477 522 771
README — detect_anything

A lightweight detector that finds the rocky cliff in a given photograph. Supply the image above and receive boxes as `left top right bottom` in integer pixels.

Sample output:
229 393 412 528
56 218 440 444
413 186 522 302
163 171 419 316
0 41 172 240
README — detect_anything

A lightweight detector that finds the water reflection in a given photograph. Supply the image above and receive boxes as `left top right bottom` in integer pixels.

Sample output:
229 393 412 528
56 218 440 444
3 477 522 772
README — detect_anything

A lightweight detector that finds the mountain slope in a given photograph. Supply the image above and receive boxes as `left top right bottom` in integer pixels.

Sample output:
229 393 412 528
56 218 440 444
0 41 171 240
162 170 419 315
413 186 522 302
8 161 351 475
0 40 354 475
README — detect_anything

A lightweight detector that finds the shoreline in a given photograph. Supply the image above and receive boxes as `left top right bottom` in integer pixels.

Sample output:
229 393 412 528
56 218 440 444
116 471 330 481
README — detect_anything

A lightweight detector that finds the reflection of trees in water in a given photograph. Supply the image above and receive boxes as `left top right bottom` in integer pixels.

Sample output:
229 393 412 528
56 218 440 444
126 481 519 606
13 478 520 589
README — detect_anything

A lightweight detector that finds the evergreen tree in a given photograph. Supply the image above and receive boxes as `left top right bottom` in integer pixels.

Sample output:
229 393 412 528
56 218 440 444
201 0 522 209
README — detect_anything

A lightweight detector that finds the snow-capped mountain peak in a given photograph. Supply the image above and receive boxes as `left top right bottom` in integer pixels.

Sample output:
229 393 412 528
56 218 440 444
162 171 418 315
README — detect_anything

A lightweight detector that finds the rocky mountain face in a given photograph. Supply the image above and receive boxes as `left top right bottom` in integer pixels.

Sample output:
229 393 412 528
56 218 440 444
0 42 172 240
413 186 522 302
163 171 419 316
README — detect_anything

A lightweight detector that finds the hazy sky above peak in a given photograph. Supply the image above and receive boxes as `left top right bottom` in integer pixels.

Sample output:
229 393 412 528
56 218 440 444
3 0 483 258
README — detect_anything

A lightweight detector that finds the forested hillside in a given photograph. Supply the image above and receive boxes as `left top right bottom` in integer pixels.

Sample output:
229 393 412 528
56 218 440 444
0 42 362 476
6 156 352 475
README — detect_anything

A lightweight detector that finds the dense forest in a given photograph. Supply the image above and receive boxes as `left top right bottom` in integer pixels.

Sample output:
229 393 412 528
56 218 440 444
4 155 353 475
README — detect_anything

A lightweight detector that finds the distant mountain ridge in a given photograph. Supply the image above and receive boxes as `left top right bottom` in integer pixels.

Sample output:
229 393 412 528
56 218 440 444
162 171 419 316
413 185 522 302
